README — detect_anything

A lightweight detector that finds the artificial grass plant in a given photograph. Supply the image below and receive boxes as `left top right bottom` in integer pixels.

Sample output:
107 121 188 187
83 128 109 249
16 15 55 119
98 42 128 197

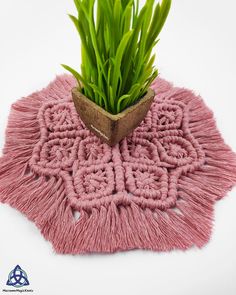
62 0 171 114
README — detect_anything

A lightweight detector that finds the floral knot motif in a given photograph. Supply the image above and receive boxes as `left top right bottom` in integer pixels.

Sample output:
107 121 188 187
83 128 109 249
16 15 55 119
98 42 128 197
30 91 204 211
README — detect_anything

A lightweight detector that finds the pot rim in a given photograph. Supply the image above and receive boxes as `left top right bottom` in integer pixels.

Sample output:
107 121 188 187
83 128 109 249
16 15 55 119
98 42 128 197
72 87 155 121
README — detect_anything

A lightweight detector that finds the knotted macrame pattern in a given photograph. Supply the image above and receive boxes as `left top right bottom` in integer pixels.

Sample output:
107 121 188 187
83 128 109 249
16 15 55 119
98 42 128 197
0 75 236 254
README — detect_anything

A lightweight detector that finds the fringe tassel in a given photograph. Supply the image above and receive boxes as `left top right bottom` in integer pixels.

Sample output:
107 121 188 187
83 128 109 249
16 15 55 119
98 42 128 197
45 194 213 254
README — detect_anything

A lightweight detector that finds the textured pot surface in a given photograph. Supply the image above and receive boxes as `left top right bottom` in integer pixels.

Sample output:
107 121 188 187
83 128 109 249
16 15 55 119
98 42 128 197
72 88 155 146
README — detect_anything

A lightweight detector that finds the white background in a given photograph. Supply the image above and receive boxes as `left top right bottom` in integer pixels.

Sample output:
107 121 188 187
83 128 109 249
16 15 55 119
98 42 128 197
0 0 236 294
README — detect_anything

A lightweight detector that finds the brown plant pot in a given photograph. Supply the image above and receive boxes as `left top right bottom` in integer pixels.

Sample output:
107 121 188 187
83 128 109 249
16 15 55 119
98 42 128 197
72 88 155 146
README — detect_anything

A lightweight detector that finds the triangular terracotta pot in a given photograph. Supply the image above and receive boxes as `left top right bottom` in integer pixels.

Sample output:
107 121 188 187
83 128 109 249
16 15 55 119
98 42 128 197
72 88 155 146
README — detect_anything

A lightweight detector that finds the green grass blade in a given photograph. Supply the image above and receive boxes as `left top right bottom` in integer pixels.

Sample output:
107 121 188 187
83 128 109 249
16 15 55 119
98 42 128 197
146 0 172 51
120 5 147 93
117 94 130 113
122 2 132 33
113 0 122 47
61 64 83 89
111 30 133 99
89 83 108 111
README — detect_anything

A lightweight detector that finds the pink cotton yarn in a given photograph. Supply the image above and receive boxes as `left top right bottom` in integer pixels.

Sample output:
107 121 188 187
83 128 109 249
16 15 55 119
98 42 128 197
0 75 236 254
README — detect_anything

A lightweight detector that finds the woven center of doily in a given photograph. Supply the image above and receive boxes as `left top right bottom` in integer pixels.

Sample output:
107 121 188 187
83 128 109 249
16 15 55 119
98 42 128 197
29 94 205 211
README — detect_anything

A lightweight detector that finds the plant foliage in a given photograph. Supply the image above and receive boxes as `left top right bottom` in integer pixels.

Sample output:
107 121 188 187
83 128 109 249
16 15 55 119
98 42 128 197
62 0 171 114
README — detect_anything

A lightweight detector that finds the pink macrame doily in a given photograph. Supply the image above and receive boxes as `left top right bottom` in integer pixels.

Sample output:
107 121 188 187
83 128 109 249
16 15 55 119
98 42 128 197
0 75 236 254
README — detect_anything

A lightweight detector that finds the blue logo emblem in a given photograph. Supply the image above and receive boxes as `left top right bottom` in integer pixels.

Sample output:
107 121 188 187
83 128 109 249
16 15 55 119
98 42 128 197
6 265 30 288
